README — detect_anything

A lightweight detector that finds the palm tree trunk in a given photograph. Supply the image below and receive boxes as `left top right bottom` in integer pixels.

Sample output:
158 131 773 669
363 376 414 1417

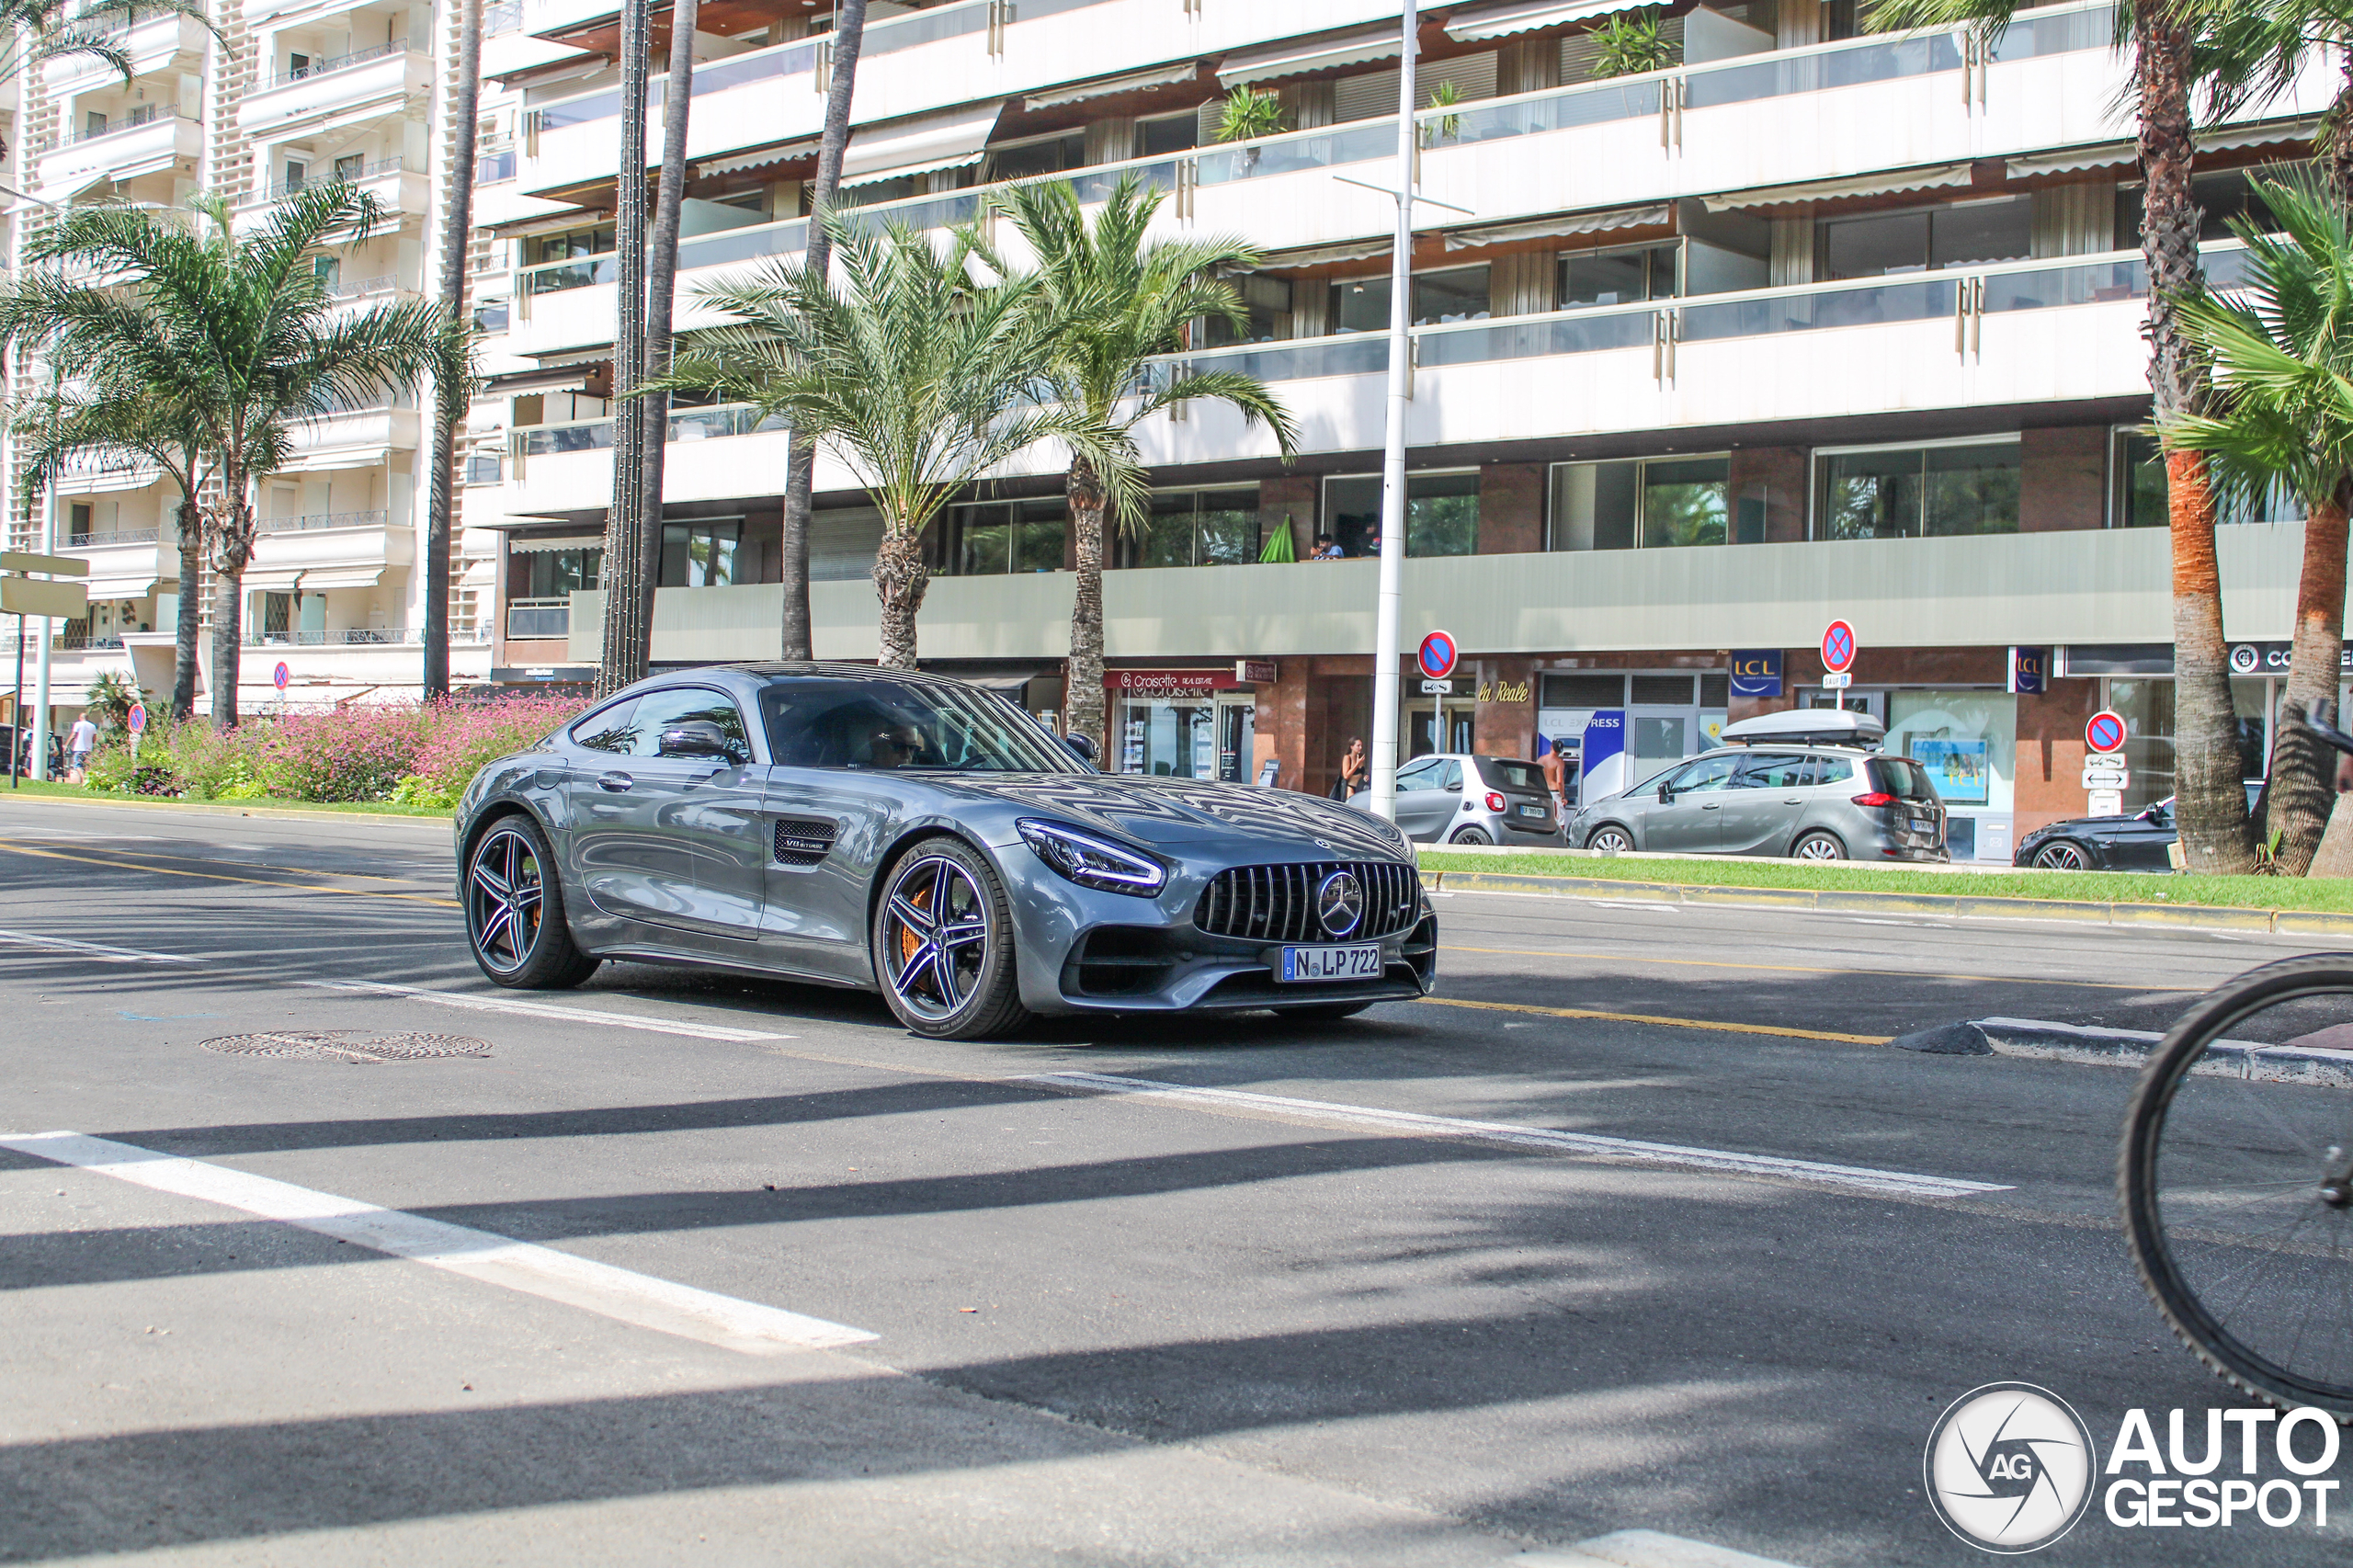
209 494 254 730
872 521 926 670
598 0 655 696
425 0 483 702
2270 493 2351 873
2142 3 2256 873
1064 460 1108 755
170 494 201 721
779 0 867 661
639 0 699 651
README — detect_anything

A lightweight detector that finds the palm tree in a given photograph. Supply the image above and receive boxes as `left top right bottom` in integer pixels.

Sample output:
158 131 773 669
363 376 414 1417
0 187 445 725
650 218 1120 667
778 0 870 661
8 381 220 720
1870 0 2259 869
992 176 1299 757
635 0 702 672
425 0 485 700
2158 174 2353 872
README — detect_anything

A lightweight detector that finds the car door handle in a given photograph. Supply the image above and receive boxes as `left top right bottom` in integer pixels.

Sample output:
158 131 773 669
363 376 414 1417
1782 797 1802 803
1701 802 1722 810
597 771 633 792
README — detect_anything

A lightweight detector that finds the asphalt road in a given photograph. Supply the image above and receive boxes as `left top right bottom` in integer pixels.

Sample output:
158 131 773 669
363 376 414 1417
1 793 2347 1567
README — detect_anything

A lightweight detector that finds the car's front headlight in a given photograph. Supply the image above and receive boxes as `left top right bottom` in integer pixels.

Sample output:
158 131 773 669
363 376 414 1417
1017 819 1167 896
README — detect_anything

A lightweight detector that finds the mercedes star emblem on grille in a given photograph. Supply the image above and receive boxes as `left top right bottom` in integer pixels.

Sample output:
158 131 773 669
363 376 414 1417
1316 869 1366 937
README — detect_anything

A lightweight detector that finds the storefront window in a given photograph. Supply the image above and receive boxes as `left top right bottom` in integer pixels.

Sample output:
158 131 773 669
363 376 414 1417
1817 441 2020 540
2104 676 2270 813
1548 457 1731 550
1323 472 1478 557
1888 692 2016 861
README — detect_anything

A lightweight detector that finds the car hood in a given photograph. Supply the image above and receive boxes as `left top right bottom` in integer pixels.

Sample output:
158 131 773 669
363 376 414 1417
2024 812 2147 838
930 772 1412 862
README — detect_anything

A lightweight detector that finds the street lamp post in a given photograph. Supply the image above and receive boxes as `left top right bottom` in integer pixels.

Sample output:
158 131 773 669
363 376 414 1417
1366 0 1417 824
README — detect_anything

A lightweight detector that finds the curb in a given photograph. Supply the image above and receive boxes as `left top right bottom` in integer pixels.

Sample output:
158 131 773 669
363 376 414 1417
1889 1016 2353 1086
0 791 451 832
1420 868 2353 937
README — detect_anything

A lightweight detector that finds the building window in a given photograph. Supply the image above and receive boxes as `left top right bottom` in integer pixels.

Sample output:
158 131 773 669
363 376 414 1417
1323 472 1478 557
939 499 1065 575
1329 265 1491 333
1121 487 1261 567
334 153 366 182
1817 196 2032 279
510 547 601 598
1559 244 1678 310
1547 456 1733 550
530 224 616 264
1815 440 2020 540
986 131 1087 183
476 148 517 185
472 298 510 333
658 521 741 586
464 451 504 485
1135 112 1198 158
2110 430 2300 528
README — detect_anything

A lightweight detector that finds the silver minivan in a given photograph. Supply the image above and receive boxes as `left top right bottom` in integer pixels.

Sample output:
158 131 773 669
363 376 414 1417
1348 753 1561 845
1570 745 1948 861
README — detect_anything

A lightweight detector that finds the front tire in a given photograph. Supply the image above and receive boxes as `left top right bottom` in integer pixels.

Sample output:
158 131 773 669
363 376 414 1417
466 813 599 990
872 837 1032 1040
1586 824 1635 854
2032 839 2093 870
1791 831 1847 861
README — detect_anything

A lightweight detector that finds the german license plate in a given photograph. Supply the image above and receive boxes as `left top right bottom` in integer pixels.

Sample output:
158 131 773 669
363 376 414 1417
1279 943 1382 983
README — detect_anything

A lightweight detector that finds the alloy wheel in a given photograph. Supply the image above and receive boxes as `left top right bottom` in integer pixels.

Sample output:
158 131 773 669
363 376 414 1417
2033 841 2090 870
468 825 546 974
1794 834 1845 861
1588 827 1633 854
880 854 992 1022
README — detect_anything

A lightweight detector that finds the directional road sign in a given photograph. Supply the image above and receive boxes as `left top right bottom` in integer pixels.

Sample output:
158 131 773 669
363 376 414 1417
1822 619 1857 675
1416 631 1459 682
2085 710 2126 754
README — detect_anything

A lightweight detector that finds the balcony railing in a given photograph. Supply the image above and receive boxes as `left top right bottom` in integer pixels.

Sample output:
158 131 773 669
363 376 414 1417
264 156 405 202
516 0 2127 304
67 527 162 547
246 624 493 647
256 509 390 533
484 0 521 35
53 633 127 651
53 103 196 147
505 597 571 639
263 39 410 91
515 402 786 456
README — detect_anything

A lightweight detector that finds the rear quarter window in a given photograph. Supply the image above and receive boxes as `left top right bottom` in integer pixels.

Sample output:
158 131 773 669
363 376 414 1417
1480 758 1547 791
1805 755 1855 787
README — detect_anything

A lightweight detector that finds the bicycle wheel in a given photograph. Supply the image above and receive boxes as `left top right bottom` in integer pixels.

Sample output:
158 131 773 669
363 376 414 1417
2120 954 2353 1419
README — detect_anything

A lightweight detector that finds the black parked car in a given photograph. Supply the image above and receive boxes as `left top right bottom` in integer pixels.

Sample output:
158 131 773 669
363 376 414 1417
2014 787 2258 872
453 664 1438 1039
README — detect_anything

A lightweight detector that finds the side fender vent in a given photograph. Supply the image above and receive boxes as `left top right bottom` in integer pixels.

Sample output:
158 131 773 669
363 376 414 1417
773 816 839 867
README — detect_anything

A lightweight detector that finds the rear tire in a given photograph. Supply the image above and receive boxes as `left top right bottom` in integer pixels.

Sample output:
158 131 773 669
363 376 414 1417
1449 825 1492 846
1586 824 1634 854
872 837 1032 1040
1791 831 1847 861
466 813 599 990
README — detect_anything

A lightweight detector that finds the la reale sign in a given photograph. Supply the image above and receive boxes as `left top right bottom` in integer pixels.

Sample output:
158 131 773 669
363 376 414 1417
1107 668 1248 699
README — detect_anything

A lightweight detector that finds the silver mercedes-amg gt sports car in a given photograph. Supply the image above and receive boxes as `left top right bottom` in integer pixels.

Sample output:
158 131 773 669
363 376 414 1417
453 664 1437 1039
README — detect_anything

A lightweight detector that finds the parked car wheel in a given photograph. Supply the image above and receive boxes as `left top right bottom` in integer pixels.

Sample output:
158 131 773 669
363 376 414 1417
872 837 1031 1040
1791 831 1847 862
467 813 600 989
1449 825 1493 846
1586 824 1635 854
2031 839 2094 870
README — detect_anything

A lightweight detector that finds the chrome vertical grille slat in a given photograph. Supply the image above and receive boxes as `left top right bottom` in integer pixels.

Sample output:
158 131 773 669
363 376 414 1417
1192 861 1425 943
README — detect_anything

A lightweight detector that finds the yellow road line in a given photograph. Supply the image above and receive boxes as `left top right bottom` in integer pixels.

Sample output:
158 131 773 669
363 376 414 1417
1439 943 2188 993
1421 994 1893 1046
0 840 460 908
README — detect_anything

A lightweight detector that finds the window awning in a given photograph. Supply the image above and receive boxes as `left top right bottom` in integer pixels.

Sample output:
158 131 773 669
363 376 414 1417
695 137 819 180
842 101 1006 186
242 566 385 592
959 670 1052 692
1217 24 1402 90
1250 237 1393 270
1025 61 1200 110
2005 142 2134 177
1703 163 1976 211
2200 116 2319 152
1444 0 1651 43
506 533 607 552
1443 203 1671 250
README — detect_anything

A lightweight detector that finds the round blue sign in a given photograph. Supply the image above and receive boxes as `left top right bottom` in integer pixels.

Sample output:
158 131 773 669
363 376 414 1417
273 662 291 692
1416 631 1459 682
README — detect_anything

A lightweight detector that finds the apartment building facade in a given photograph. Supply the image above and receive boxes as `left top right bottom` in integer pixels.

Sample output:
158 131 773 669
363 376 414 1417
472 0 2342 857
7 0 496 719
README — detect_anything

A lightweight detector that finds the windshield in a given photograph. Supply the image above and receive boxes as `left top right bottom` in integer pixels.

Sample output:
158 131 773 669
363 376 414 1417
1480 758 1547 792
758 677 1083 773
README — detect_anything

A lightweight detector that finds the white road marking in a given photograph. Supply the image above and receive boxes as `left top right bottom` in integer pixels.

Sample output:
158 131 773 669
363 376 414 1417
0 928 201 964
0 1131 873 1355
1520 1528 1813 1568
292 977 794 1043
1029 1073 2011 1199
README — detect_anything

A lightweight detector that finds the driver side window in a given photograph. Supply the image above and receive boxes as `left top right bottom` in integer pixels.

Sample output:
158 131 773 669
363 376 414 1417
1395 758 1440 791
1665 755 1738 794
627 687 751 763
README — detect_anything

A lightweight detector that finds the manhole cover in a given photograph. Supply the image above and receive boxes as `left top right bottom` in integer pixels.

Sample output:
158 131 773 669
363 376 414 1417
200 1030 493 1063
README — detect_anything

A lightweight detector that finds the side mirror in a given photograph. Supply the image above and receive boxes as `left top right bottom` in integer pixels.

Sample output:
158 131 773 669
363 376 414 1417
1063 733 1098 767
657 721 733 759
1658 781 1675 803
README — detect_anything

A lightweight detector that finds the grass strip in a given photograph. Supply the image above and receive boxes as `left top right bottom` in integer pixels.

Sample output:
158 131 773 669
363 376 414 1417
1416 846 2353 914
